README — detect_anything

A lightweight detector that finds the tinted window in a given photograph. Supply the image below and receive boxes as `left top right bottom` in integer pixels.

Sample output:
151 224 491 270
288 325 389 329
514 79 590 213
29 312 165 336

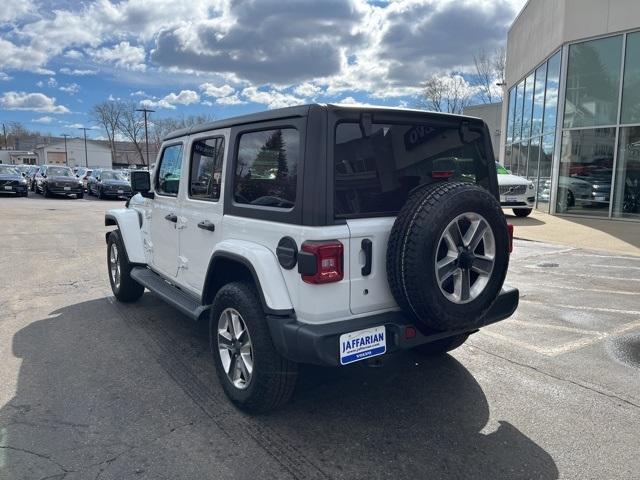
334 121 490 217
47 167 73 177
234 128 298 209
189 137 225 201
156 144 183 196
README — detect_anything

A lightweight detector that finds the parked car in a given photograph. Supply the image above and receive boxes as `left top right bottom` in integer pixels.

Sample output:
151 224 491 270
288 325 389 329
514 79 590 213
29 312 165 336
495 163 535 217
35 165 84 198
86 169 103 196
12 165 32 178
0 165 28 196
105 104 519 412
28 166 41 191
89 169 132 199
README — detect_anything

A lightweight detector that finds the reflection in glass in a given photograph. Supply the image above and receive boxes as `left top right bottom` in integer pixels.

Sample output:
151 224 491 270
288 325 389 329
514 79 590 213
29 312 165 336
613 126 640 219
621 32 640 125
513 81 524 142
557 128 615 216
527 137 541 181
514 140 529 178
536 134 555 212
506 89 516 144
532 63 547 136
544 51 561 135
522 73 535 140
504 144 513 171
564 36 623 128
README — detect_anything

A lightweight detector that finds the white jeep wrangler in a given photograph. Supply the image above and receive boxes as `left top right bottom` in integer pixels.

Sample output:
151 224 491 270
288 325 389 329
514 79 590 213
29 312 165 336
105 104 518 412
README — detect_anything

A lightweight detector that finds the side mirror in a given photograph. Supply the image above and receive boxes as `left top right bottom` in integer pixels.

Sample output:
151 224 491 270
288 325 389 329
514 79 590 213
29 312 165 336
131 170 154 199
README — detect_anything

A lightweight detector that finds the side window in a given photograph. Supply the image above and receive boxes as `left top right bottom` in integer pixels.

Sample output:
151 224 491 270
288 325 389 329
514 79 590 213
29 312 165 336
189 137 225 201
234 128 299 209
156 144 183 197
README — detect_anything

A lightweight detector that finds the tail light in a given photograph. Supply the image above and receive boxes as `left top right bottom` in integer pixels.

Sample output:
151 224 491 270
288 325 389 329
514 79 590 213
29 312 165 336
299 240 344 284
507 224 514 253
431 170 454 179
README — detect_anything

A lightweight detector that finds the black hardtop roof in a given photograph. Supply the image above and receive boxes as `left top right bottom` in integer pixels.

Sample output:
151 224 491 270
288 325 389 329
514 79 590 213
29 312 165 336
162 103 483 142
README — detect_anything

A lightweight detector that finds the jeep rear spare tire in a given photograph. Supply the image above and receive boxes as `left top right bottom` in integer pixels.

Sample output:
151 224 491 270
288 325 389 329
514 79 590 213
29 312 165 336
387 181 509 331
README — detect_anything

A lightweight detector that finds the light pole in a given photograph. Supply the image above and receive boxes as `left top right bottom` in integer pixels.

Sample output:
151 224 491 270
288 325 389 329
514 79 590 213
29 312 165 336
61 134 70 166
2 123 7 150
136 108 154 167
78 127 90 168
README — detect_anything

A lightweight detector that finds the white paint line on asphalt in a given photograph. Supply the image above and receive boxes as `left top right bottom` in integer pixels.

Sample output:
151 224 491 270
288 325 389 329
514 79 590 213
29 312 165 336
569 253 640 261
507 319 603 335
520 268 640 282
518 283 639 296
481 319 640 357
589 264 640 270
519 299 640 316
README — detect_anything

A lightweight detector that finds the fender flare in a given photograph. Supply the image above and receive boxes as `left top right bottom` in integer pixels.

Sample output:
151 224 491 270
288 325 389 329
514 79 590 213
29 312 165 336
104 208 146 264
203 240 294 316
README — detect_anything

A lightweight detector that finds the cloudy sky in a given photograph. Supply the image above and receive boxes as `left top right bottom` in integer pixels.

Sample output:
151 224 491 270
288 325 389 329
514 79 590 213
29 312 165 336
0 0 526 137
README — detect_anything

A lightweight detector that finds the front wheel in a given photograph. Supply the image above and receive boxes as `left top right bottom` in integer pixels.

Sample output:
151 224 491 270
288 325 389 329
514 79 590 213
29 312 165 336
43 185 51 198
210 282 297 413
107 230 144 302
513 208 532 217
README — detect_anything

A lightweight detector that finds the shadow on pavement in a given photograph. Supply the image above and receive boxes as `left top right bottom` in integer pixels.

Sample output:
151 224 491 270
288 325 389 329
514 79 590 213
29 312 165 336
502 211 546 227
0 298 559 479
560 215 640 249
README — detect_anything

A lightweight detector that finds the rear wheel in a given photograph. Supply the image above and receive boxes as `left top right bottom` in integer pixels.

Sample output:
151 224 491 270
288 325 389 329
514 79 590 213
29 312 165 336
413 333 470 355
513 208 532 217
107 230 144 302
210 282 297 413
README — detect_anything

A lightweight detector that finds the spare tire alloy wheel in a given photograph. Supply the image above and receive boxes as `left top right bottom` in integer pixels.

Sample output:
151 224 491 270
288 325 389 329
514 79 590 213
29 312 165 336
436 212 495 304
217 308 253 389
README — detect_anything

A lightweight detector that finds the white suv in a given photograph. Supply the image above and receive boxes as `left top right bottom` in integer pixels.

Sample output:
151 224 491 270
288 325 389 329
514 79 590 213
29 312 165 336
105 104 519 412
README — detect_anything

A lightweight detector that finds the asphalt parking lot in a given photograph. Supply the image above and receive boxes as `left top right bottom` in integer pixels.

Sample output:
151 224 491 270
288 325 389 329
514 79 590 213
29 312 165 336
0 193 639 480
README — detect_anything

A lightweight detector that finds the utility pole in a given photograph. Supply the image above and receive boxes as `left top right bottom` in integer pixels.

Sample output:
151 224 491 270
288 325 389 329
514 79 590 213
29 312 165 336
61 134 70 166
2 123 6 150
78 127 90 167
136 107 154 167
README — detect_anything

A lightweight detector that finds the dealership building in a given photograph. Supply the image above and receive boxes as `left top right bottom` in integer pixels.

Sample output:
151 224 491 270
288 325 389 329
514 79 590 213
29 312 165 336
500 0 640 221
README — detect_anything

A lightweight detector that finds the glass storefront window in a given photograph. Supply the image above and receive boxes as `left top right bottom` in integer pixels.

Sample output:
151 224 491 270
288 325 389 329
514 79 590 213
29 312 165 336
513 81 524 142
527 137 541 180
544 51 561 135
564 36 623 129
504 144 513 171
522 73 535 140
506 89 516 144
612 126 640 219
557 128 616 216
621 32 640 125
536 134 555 212
532 63 547 136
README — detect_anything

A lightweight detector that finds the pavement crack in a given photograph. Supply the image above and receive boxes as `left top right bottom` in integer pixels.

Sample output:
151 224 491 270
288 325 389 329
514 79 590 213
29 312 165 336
0 445 73 474
468 342 640 409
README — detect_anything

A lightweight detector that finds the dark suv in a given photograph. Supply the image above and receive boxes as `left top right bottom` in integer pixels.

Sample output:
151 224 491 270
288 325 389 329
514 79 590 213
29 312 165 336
36 165 84 198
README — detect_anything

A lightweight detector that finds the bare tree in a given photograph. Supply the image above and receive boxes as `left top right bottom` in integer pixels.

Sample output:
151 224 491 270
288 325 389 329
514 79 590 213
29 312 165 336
117 102 146 163
421 74 472 114
90 101 123 164
473 47 507 104
149 114 214 150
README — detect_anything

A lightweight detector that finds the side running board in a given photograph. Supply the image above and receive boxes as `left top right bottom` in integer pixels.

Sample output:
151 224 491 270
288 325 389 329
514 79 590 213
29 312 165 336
130 267 209 321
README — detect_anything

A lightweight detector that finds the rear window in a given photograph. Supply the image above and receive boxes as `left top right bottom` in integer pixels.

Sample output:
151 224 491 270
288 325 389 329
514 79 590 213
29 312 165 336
334 121 491 217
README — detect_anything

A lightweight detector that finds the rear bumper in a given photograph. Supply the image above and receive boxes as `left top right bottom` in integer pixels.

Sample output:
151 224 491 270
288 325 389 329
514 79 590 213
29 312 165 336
266 286 519 366
0 185 27 194
49 187 83 195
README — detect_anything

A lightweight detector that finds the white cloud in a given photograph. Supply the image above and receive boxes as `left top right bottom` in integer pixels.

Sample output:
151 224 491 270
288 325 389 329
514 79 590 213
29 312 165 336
59 83 80 95
338 96 358 105
0 0 33 23
47 77 57 87
293 83 322 98
34 116 54 124
0 91 69 113
0 72 11 81
140 89 200 109
59 67 97 76
215 94 246 106
200 83 235 99
63 49 84 60
90 41 146 71
241 87 304 109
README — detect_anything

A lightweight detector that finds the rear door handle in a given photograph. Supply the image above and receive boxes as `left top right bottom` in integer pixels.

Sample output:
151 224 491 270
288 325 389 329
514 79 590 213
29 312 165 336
164 213 177 223
197 220 216 232
361 239 372 276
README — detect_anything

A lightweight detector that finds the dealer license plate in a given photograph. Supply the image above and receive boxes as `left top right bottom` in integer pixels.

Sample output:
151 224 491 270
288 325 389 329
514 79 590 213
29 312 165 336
339 326 386 365
64 186 71 191
3 186 12 190
504 196 518 203
117 189 124 194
